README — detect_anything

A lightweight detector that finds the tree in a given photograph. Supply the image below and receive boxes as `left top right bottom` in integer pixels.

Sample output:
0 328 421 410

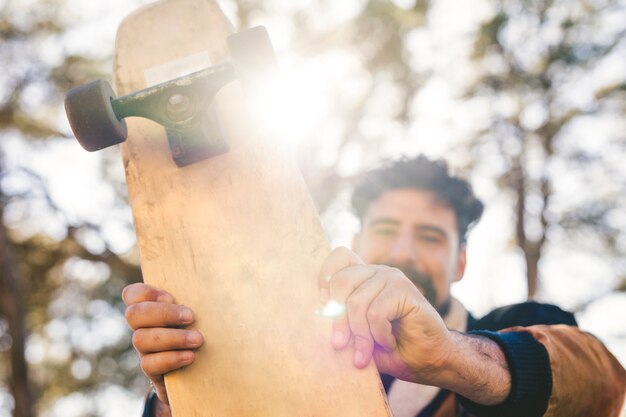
0 1 146 415
459 0 626 300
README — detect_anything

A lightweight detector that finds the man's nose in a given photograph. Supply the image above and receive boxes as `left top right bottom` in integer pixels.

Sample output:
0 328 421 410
388 232 416 264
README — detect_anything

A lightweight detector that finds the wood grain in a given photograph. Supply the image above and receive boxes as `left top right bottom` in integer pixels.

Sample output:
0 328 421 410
114 0 392 415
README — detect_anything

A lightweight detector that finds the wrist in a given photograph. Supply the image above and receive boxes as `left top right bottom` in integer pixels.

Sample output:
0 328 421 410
401 328 458 386
435 331 511 405
458 330 553 417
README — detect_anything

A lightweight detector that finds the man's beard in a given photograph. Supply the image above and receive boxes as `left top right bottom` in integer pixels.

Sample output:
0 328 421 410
386 263 451 317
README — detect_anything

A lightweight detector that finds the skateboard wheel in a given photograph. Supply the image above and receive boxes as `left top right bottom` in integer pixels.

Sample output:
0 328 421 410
227 26 279 92
65 80 128 152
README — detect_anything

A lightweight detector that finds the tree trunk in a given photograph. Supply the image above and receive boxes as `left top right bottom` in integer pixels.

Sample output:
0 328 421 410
512 128 554 300
0 214 34 417
525 243 541 300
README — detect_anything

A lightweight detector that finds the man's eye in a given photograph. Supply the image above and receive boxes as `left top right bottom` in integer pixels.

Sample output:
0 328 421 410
418 234 442 243
372 228 396 236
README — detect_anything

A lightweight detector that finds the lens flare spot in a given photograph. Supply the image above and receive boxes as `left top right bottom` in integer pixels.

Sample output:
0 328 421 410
316 300 346 319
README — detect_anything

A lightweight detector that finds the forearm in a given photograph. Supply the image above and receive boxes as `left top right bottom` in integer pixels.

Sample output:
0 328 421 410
455 325 626 417
432 331 511 405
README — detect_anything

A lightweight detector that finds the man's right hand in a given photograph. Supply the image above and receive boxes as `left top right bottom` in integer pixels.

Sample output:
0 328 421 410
122 283 204 408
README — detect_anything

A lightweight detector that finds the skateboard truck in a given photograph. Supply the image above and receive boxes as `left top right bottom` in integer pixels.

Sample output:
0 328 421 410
65 26 277 167
113 63 236 166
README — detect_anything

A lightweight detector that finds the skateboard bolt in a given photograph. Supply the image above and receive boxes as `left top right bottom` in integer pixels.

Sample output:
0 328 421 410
166 93 194 120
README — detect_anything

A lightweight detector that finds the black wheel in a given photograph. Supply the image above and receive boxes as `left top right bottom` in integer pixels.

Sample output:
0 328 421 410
226 26 279 93
65 80 128 152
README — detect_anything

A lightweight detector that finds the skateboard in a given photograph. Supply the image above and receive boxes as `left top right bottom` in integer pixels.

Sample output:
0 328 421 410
65 1 392 416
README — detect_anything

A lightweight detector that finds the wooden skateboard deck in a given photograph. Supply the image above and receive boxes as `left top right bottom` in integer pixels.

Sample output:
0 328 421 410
113 0 393 415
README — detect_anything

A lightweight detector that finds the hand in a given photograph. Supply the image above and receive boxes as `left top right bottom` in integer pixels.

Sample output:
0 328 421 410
318 247 454 384
122 283 204 405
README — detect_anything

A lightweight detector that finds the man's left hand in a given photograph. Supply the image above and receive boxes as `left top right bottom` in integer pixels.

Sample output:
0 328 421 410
318 247 512 406
318 247 454 384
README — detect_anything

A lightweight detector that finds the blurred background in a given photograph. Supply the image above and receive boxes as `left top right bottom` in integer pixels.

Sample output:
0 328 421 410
1 0 625 415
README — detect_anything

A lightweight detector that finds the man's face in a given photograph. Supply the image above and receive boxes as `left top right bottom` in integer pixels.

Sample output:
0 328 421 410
352 189 466 314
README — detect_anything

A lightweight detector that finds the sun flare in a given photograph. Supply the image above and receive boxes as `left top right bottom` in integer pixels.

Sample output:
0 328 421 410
245 56 331 146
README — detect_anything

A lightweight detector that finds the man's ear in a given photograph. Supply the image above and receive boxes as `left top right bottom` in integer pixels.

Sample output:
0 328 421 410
454 245 467 282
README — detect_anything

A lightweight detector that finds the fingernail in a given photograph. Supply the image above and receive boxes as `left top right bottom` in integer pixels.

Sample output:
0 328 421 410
180 309 193 324
354 351 364 366
187 332 203 347
319 288 329 303
332 331 344 347
181 351 194 363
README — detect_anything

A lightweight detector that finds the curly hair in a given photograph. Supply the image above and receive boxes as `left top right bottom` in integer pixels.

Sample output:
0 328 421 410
351 155 484 245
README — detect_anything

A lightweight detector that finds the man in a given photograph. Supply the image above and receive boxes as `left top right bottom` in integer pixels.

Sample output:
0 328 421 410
123 155 626 417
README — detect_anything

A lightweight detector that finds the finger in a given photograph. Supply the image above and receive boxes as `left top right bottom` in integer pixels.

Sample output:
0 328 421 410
328 264 381 349
132 328 204 355
367 292 401 353
343 270 389 368
318 247 364 303
329 264 384 302
122 283 175 305
368 276 422 352
125 302 195 330
153 381 170 406
141 350 196 379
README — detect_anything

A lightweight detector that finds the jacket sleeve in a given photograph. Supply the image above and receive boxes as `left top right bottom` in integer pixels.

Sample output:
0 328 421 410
513 324 626 417
142 390 157 417
460 325 626 417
